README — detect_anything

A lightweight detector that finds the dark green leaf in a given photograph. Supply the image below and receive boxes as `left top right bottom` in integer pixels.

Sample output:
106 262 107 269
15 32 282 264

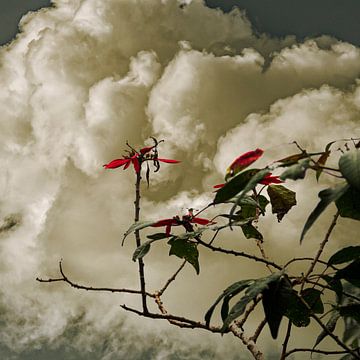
221 295 231 322
214 169 260 204
316 151 331 181
205 280 253 326
267 185 297 222
339 149 360 190
322 275 343 302
168 238 200 274
262 279 284 339
339 304 360 323
226 195 258 207
132 241 151 261
343 316 360 343
313 310 340 349
328 246 360 266
300 183 349 242
336 259 360 287
258 195 269 214
122 221 154 244
336 186 360 220
301 288 324 314
278 282 311 327
221 272 283 332
241 224 263 241
280 159 310 181
146 233 169 240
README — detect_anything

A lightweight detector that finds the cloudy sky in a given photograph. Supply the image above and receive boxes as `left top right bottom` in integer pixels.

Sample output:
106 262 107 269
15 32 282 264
1 1 360 359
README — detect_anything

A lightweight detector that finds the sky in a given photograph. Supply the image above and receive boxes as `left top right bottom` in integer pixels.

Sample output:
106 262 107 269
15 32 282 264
1 1 360 359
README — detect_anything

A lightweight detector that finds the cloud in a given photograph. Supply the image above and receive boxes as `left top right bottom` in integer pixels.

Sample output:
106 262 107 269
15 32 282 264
0 0 360 358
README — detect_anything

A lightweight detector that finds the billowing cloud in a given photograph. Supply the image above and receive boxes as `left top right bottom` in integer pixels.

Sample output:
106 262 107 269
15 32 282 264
1 0 360 358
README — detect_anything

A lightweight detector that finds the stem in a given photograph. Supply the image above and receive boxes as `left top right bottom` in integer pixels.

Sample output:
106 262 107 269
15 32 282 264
280 320 292 360
134 170 148 313
302 212 339 288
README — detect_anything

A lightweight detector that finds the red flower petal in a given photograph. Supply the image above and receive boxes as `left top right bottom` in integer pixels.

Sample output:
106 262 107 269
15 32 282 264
123 160 131 170
191 217 215 225
132 157 141 173
151 219 178 227
260 174 283 185
103 158 131 169
226 148 264 177
213 183 225 189
140 146 153 155
165 224 172 236
157 158 181 164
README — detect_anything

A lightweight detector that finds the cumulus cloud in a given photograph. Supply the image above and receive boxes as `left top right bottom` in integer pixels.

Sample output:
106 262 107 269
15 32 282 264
1 0 360 358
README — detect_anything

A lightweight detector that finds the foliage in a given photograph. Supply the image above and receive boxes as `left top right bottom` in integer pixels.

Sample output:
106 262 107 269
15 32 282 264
38 137 360 360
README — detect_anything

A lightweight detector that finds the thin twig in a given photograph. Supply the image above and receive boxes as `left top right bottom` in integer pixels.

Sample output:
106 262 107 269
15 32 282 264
302 212 339 287
196 238 282 270
134 171 148 313
36 260 154 297
250 318 267 343
285 347 360 357
158 260 186 296
120 304 224 332
280 320 292 360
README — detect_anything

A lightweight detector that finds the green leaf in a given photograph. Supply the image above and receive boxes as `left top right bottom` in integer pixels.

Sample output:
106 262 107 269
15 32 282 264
280 159 310 181
258 195 269 214
277 153 308 166
132 241 152 261
339 304 360 323
122 221 155 244
301 288 324 314
339 149 360 190
226 195 258 207
300 183 349 242
313 310 340 349
267 185 297 222
336 259 360 287
262 279 284 339
221 272 283 332
229 169 271 218
241 223 263 241
205 280 253 326
168 238 200 274
214 169 260 204
146 233 169 240
328 246 360 266
336 186 360 220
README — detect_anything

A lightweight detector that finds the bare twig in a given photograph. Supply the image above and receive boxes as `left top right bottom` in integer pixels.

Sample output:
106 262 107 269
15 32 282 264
134 171 148 313
196 238 282 270
250 318 266 343
36 260 154 297
280 320 292 360
285 347 360 357
158 260 186 296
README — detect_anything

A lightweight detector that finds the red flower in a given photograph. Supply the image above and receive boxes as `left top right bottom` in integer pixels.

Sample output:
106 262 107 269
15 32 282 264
103 146 180 173
226 148 264 179
259 174 283 185
151 215 215 236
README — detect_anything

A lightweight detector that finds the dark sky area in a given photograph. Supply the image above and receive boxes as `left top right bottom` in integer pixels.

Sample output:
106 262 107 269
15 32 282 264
2 0 360 46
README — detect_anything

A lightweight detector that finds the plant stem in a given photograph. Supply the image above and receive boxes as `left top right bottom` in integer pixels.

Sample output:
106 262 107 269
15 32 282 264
134 171 148 313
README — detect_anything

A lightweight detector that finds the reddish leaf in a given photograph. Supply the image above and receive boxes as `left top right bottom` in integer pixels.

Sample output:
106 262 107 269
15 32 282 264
132 157 141 173
140 146 153 155
103 158 131 169
157 158 181 164
260 174 283 185
191 217 215 225
226 148 264 178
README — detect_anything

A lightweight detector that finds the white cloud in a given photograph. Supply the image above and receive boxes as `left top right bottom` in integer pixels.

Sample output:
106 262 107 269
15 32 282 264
0 0 360 358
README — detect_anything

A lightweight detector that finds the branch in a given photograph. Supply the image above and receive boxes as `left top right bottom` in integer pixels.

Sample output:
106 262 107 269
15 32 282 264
303 212 339 284
280 320 292 360
158 260 186 296
249 318 266 343
120 304 224 333
196 238 282 270
36 260 154 297
285 348 360 357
